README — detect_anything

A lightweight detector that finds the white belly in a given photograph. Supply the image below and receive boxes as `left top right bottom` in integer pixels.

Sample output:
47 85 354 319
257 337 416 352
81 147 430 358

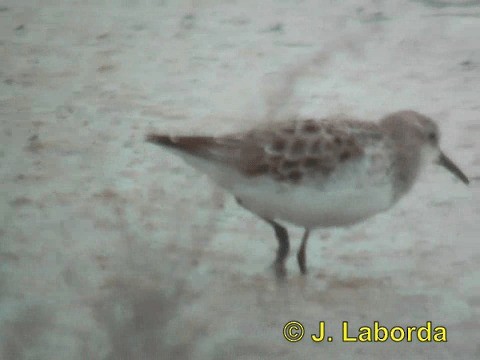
232 179 393 228
177 151 394 228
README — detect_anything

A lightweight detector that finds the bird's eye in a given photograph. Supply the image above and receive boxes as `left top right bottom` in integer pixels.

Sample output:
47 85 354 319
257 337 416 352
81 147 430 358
428 132 437 142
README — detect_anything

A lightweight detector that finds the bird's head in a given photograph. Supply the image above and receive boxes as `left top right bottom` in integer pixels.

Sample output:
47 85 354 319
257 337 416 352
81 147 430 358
380 110 469 185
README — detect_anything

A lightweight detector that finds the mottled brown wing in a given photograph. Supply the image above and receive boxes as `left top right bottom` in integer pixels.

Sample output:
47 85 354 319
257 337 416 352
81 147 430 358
231 118 383 183
147 118 384 184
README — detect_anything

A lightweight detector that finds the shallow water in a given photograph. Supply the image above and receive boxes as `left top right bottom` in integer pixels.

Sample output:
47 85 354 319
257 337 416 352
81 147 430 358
1 1 479 359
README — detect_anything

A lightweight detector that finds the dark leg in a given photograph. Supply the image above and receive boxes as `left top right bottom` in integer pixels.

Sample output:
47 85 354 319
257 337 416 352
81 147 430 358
265 219 290 279
235 197 290 278
297 229 310 275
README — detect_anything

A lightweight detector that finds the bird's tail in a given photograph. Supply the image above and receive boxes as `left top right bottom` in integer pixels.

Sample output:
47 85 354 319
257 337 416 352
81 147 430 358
146 133 213 153
145 133 241 163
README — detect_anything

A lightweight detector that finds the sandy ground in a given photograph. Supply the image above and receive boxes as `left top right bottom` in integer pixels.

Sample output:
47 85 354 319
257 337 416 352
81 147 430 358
1 0 479 359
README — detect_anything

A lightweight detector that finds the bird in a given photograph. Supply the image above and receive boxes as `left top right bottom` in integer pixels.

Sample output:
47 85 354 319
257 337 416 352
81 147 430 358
146 110 469 278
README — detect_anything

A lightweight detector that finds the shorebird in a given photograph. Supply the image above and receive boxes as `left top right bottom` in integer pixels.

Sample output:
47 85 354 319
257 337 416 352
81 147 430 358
146 110 469 278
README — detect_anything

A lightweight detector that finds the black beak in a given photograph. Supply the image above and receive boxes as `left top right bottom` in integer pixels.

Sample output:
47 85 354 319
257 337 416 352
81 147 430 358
437 152 469 185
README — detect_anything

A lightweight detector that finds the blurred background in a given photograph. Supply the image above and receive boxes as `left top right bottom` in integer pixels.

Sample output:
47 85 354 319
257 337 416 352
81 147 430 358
0 0 479 359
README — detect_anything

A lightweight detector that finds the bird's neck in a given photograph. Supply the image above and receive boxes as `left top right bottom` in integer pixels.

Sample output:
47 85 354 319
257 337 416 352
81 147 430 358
390 142 423 203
